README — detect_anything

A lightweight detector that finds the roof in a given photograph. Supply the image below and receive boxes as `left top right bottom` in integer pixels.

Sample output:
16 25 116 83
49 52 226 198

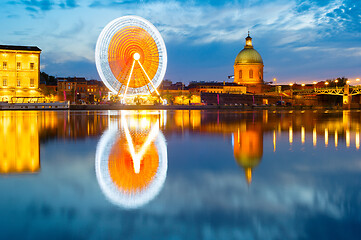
0 45 41 51
57 77 87 83
235 48 263 64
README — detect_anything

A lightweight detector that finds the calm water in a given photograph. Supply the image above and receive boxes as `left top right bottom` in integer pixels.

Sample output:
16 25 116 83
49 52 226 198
0 110 361 239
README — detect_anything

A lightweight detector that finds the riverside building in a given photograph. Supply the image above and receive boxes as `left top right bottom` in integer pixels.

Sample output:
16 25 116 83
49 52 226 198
234 33 264 93
0 45 42 102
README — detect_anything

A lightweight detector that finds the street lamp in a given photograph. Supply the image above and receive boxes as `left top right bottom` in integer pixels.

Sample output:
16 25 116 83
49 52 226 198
313 81 317 90
325 81 329 88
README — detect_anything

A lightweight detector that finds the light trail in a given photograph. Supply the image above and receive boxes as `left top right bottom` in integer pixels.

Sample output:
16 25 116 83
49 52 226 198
137 60 164 102
122 60 136 101
122 114 160 174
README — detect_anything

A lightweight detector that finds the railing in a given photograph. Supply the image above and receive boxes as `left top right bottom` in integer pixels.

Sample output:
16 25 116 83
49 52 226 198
294 86 361 96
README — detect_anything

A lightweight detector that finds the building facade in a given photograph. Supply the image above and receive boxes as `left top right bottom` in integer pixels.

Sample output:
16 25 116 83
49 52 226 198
57 77 108 103
234 34 264 93
0 45 42 102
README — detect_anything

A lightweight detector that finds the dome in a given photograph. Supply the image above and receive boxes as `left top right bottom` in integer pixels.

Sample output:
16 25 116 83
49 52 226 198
235 48 263 65
234 153 262 169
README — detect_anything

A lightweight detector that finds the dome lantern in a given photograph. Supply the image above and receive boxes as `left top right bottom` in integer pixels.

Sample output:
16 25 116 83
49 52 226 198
245 31 253 48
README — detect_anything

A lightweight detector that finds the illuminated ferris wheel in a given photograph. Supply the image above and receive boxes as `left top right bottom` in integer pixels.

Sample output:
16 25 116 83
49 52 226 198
95 15 167 102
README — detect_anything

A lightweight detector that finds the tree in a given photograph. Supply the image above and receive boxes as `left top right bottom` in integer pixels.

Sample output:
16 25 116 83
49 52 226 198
40 72 57 85
326 77 347 87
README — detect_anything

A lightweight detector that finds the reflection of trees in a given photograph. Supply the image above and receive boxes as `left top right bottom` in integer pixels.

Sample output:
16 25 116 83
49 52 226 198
38 111 109 143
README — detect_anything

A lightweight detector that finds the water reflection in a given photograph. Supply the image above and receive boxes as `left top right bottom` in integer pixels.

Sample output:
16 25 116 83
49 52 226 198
232 124 263 184
1 110 361 238
0 112 39 174
95 111 168 209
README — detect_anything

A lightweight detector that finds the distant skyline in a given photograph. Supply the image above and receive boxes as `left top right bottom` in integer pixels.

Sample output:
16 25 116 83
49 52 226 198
1 0 360 84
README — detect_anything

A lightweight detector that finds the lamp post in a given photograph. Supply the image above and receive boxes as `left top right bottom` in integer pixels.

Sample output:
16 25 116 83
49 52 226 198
313 81 317 91
273 78 277 92
325 81 329 88
289 83 293 99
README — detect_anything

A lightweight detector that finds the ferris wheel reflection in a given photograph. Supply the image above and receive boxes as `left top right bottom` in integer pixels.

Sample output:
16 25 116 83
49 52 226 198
95 111 167 209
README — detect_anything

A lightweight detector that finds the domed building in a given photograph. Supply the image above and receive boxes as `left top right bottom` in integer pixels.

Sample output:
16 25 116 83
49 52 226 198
234 33 264 93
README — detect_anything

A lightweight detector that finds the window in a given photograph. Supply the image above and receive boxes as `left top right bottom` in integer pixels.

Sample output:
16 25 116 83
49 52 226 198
3 62 7 70
249 69 253 78
17 78 21 87
30 78 34 87
17 62 21 70
239 70 242 79
68 86 71 90
2 78 7 87
30 63 34 70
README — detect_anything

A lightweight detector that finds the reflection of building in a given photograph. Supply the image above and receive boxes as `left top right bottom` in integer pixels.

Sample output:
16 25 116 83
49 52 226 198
0 112 40 174
234 33 264 93
233 124 263 184
0 45 42 101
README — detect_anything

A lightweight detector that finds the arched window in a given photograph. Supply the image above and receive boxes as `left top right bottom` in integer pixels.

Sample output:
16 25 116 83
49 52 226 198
249 69 253 78
259 71 262 80
239 70 242 79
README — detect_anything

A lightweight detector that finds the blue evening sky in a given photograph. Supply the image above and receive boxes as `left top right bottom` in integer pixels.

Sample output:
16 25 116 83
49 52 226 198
1 0 360 84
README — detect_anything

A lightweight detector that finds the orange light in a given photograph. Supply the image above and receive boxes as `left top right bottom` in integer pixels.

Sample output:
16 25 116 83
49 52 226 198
108 135 159 193
107 26 159 89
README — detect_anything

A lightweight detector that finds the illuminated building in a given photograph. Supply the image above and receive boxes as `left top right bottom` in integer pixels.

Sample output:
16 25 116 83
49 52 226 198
0 111 40 174
234 33 264 93
57 77 107 103
0 45 42 101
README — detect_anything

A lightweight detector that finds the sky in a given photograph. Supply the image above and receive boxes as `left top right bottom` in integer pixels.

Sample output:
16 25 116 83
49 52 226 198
0 0 360 84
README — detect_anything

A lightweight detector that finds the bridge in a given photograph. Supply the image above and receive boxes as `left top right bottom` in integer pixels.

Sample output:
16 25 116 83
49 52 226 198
294 85 361 96
292 85 361 106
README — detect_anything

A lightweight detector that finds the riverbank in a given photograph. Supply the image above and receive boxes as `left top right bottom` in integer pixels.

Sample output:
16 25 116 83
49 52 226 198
69 104 345 111
0 102 354 111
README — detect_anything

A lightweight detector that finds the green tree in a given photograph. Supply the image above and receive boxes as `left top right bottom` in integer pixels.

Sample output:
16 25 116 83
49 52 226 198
327 77 347 87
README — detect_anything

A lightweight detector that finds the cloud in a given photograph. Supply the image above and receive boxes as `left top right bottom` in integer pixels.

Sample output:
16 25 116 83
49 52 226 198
7 0 79 13
85 0 350 46
59 0 79 9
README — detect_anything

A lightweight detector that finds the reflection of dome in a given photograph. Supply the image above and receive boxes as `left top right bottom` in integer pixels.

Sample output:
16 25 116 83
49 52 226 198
233 129 263 184
235 48 263 64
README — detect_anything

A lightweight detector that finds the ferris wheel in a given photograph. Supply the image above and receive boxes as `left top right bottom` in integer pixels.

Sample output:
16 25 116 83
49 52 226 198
95 15 167 102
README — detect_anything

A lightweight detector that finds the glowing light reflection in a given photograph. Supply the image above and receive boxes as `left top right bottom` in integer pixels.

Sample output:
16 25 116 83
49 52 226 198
301 126 305 144
95 111 167 209
313 127 317 147
289 126 293 145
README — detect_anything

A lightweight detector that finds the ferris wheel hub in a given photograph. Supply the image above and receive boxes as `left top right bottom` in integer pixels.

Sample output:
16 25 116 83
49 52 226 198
133 53 140 60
